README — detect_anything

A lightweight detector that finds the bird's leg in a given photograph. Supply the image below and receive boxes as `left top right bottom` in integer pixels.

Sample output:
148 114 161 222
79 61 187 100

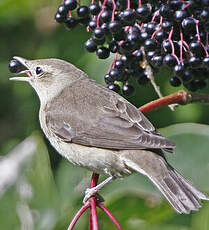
83 175 117 203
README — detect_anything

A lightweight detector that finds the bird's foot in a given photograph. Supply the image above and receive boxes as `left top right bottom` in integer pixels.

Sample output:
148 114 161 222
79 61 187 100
83 175 116 203
83 188 104 203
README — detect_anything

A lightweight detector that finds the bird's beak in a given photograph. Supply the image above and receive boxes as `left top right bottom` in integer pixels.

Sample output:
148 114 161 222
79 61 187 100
9 56 32 82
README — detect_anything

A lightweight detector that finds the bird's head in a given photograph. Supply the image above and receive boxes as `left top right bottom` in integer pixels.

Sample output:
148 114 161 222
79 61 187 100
9 56 86 103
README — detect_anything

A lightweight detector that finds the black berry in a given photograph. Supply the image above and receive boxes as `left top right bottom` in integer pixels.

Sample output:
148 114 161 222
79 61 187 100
169 76 181 87
64 0 77 10
77 6 89 18
107 83 120 93
85 39 97 52
122 84 134 96
9 60 22 73
96 47 110 59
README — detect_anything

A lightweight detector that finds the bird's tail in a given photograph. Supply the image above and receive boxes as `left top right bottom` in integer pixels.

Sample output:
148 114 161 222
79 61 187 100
121 149 209 214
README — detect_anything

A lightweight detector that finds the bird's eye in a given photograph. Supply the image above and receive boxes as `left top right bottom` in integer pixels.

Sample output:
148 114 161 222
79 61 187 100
36 67 43 75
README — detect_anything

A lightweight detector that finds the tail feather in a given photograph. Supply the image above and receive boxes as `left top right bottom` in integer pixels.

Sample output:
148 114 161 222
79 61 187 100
121 150 209 214
150 168 204 214
151 174 189 213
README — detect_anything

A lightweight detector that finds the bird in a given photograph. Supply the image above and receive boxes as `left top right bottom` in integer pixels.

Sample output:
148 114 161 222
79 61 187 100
10 56 209 214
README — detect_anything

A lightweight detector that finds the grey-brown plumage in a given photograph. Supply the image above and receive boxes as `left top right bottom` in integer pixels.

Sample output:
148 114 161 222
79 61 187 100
121 149 207 214
10 56 209 214
45 77 174 151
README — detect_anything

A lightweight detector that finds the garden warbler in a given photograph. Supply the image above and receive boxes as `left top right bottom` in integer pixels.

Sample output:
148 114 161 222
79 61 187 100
10 56 209 214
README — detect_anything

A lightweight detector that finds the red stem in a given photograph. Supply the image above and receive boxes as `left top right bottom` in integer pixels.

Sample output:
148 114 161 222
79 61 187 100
183 2 190 10
89 212 92 230
196 20 201 42
98 203 123 230
108 53 118 72
180 27 184 64
89 173 99 230
151 16 163 39
167 28 180 64
90 173 99 188
139 90 188 114
67 202 90 230
151 9 159 22
111 0 116 21
96 0 108 27
127 0 130 9
90 198 99 230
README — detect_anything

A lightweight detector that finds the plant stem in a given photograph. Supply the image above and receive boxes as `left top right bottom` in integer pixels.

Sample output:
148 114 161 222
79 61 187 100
139 90 187 113
98 203 123 230
89 173 99 230
139 90 209 114
67 202 90 230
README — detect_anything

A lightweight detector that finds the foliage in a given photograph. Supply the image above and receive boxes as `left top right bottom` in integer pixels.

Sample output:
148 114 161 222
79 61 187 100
0 0 209 230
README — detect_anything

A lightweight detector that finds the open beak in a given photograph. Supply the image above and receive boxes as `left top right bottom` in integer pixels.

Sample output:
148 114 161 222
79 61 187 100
9 56 32 82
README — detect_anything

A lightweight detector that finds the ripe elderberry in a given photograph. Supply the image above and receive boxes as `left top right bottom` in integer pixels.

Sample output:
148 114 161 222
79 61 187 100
9 60 23 73
170 76 182 87
85 39 97 52
89 4 101 15
122 84 134 96
64 0 77 11
65 17 77 29
96 47 110 59
107 83 120 93
77 6 89 18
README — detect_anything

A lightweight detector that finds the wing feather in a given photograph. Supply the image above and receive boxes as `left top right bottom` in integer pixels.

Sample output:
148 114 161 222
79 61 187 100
44 78 175 151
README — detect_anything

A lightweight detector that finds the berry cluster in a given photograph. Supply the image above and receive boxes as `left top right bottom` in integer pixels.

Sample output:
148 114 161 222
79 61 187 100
55 0 209 95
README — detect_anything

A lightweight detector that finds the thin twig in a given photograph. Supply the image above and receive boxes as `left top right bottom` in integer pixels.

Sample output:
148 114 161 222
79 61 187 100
67 202 90 230
89 173 99 230
89 211 92 230
90 198 99 230
98 203 123 230
139 90 209 114
145 62 163 98
187 92 209 104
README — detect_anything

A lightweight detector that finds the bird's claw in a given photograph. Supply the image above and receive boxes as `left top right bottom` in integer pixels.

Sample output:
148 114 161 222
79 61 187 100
83 188 104 203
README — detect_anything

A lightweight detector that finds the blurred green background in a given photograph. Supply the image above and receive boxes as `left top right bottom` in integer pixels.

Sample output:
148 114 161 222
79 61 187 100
1 0 209 229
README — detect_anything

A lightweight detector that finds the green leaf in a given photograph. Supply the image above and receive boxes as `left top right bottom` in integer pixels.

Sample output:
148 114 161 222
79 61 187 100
191 205 209 230
0 188 19 230
2 132 60 230
0 133 59 230
25 132 59 229
160 123 209 190
53 160 91 230
27 133 58 202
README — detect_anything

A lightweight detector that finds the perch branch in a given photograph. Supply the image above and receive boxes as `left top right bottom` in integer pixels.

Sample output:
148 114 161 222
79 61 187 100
89 173 99 230
98 203 122 230
67 201 90 230
139 90 209 114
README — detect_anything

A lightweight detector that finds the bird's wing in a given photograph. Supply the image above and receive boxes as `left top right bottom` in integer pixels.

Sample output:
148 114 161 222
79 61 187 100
45 78 175 151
